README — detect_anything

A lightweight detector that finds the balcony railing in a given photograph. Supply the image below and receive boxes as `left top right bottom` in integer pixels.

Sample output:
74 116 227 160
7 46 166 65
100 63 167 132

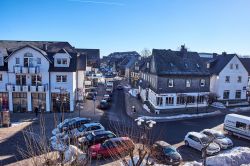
6 84 48 92
13 66 40 74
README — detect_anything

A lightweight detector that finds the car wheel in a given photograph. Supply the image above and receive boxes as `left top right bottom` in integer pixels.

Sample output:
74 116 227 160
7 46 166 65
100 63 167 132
185 140 189 146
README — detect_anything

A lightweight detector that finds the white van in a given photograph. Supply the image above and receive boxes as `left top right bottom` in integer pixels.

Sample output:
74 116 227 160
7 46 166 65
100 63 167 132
224 114 250 140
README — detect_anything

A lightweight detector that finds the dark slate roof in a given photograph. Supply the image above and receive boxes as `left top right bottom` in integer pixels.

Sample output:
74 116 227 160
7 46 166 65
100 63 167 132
201 53 236 75
240 57 250 74
0 40 78 72
77 54 87 70
152 48 210 76
108 51 140 59
76 48 100 68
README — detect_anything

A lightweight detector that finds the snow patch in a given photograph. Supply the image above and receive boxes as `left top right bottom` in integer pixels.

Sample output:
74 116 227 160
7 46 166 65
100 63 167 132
183 161 202 166
206 147 250 166
139 111 221 121
211 102 226 109
143 104 150 113
63 145 86 164
129 89 138 97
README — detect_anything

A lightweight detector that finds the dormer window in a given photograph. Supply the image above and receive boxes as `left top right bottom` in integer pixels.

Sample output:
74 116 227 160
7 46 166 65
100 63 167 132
62 58 67 65
0 56 3 66
56 58 68 66
207 63 210 69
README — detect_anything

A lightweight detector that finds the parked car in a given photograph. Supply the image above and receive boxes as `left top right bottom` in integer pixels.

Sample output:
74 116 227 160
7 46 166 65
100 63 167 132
86 92 96 100
52 117 91 135
64 123 105 140
117 85 123 90
90 137 135 158
224 114 250 140
151 141 182 165
201 129 233 149
184 132 220 155
103 94 112 102
106 89 113 97
78 130 116 147
98 100 110 110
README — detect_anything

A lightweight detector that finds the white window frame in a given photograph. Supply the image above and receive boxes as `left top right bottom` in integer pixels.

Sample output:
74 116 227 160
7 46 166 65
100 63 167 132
56 75 67 83
237 76 242 83
16 57 20 65
166 96 174 105
235 64 239 69
200 79 205 87
168 79 173 87
186 79 191 87
225 76 230 83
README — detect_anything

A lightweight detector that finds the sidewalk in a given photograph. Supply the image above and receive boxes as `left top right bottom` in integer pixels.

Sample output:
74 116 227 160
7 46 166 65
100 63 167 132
124 88 224 122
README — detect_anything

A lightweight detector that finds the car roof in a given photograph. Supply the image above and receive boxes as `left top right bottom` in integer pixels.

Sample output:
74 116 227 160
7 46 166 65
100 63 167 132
188 132 207 138
104 94 110 97
91 130 113 136
202 129 220 134
106 137 131 142
155 141 170 147
84 123 102 127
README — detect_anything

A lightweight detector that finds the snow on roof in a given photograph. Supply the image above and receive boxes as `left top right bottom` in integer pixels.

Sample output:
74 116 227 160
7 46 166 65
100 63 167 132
227 114 250 121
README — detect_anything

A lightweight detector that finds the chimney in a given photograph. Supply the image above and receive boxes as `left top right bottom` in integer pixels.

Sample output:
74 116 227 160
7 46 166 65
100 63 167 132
180 45 187 57
222 52 227 56
43 44 48 51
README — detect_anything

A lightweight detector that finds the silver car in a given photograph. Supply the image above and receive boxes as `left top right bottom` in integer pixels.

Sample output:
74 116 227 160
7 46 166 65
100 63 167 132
201 129 233 149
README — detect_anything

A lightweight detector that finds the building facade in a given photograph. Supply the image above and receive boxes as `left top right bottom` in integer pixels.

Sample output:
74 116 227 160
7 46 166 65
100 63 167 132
0 40 87 113
139 46 210 110
203 53 248 102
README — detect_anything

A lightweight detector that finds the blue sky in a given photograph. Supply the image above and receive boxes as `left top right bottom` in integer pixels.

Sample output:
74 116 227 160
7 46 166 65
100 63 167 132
1 0 250 56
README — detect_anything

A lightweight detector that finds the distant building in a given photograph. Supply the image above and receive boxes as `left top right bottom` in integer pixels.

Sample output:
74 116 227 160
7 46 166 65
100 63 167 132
139 45 210 110
202 52 248 102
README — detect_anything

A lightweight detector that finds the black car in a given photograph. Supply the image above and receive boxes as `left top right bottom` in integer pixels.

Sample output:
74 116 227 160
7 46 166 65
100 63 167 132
152 141 182 165
103 94 112 102
86 92 96 100
78 130 116 147
98 100 110 110
117 85 123 90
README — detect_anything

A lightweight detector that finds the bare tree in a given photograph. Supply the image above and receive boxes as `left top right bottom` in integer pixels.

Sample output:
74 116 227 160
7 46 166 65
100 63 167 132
141 48 151 57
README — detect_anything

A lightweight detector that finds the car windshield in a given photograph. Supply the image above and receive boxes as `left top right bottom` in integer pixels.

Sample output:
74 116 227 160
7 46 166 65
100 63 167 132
78 125 86 132
86 133 94 140
200 136 210 144
163 147 176 154
214 132 225 139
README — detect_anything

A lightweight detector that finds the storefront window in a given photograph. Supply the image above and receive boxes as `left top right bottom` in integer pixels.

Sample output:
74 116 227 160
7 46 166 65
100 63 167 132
32 93 46 112
51 93 70 112
13 92 27 112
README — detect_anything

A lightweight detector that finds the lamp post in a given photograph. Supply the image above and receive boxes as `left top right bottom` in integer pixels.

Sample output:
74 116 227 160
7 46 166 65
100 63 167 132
135 117 156 164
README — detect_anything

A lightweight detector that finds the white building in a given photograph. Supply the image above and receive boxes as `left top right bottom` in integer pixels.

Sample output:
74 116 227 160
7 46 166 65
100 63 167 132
0 40 87 112
204 53 248 102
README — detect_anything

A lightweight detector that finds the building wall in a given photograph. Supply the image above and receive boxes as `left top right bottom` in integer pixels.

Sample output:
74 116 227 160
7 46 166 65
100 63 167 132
157 75 210 93
0 71 8 92
212 56 248 100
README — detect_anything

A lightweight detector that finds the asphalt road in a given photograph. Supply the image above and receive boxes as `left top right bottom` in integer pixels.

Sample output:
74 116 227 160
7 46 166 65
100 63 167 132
100 85 250 162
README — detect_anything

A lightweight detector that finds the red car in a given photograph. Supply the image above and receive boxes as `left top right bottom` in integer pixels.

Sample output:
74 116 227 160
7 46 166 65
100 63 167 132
90 137 134 158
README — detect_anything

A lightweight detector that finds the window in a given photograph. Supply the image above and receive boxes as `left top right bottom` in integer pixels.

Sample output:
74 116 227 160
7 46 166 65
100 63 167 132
187 96 195 104
56 75 67 83
225 76 230 83
230 64 233 69
62 58 67 65
223 90 230 99
37 58 41 64
156 97 163 106
235 64 239 69
32 75 42 86
57 59 61 64
200 79 205 87
235 90 241 99
197 95 205 103
0 74 2 81
237 76 242 83
177 95 186 105
166 97 174 105
16 75 26 85
62 75 67 82
16 58 20 65
186 80 191 87
24 57 34 67
168 79 173 87
0 56 3 66
236 121 247 130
